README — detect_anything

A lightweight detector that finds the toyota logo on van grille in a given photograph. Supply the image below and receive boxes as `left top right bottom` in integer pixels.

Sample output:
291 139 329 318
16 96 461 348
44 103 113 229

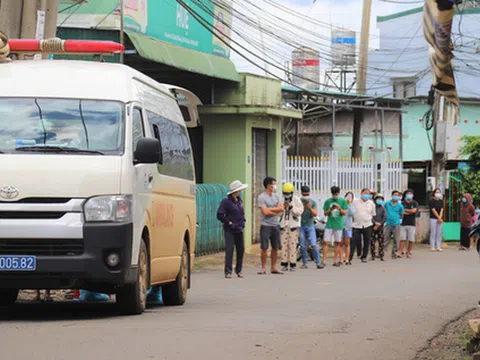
0 186 19 199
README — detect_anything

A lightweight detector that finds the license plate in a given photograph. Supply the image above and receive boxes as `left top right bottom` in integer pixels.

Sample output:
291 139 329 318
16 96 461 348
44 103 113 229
0 256 36 271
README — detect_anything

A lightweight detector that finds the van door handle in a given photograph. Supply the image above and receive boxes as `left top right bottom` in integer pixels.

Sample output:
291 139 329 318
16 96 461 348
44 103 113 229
148 174 154 183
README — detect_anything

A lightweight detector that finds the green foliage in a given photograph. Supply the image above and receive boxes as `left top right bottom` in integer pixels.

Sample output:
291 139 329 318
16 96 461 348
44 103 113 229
460 136 480 166
459 136 480 201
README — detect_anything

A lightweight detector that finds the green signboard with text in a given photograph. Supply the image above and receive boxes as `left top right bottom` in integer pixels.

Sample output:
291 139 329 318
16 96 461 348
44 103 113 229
59 0 232 58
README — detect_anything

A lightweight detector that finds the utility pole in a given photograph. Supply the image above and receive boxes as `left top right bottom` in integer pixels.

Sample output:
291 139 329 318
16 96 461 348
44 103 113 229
432 93 446 194
0 0 23 39
352 0 372 159
356 0 372 95
120 0 124 64
0 0 59 58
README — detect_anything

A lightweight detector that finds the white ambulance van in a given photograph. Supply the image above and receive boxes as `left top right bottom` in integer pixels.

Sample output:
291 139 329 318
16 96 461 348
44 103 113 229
0 41 199 315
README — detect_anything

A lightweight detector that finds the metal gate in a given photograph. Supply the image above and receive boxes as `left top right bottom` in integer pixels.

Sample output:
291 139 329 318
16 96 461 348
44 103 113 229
252 129 268 244
283 150 403 205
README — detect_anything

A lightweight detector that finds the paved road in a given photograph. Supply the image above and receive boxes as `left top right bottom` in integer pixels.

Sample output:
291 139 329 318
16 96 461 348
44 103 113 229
1 247 479 360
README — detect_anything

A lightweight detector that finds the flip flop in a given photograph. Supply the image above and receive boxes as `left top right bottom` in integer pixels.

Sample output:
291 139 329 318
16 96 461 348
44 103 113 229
270 270 284 275
257 270 267 275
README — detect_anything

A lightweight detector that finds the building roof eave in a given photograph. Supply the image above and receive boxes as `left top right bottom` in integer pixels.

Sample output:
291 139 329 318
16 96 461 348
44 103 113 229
199 105 303 119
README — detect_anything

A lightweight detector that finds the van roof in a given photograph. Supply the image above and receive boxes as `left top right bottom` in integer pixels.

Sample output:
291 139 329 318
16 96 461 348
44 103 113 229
0 60 174 102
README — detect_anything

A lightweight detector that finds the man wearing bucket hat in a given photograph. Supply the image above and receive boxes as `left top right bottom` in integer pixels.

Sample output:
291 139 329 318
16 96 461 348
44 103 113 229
217 180 248 278
279 182 304 272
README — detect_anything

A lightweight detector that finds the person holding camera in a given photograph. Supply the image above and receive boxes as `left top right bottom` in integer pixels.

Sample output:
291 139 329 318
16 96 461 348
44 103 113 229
323 186 348 267
299 186 322 269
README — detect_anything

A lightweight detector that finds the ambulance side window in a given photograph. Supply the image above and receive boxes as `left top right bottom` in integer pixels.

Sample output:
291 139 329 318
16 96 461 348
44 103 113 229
132 107 144 152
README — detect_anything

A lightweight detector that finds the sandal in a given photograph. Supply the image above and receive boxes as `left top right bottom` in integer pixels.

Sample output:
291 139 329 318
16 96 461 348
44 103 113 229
257 270 267 275
225 274 232 279
271 270 284 275
236 273 244 278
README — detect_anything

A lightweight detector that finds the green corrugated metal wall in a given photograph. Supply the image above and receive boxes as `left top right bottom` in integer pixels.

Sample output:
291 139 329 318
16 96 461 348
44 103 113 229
196 184 228 256
55 28 120 63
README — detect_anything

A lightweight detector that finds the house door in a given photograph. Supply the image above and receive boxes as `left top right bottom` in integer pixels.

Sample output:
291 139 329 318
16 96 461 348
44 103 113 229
252 128 268 244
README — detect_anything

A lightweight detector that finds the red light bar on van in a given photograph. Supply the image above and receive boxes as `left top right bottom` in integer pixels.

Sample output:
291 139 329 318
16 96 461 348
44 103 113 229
7 39 124 56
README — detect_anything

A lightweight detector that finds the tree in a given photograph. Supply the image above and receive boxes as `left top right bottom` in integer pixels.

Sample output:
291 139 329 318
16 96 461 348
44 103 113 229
459 136 480 202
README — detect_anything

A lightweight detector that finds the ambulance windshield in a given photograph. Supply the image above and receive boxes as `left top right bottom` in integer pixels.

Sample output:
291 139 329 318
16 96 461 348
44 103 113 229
0 98 124 154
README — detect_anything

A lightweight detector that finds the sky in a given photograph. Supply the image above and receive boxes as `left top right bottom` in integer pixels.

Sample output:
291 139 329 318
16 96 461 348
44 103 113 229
230 0 422 76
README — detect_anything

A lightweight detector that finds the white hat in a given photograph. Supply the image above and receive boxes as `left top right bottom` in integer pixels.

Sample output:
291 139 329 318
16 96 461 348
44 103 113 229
227 180 248 195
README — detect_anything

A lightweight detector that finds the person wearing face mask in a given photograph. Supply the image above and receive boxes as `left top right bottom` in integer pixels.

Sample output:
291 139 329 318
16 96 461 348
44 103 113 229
279 183 304 272
399 189 419 258
371 194 387 261
350 188 376 263
342 192 356 265
298 186 322 269
384 190 405 259
323 186 348 267
258 177 284 274
460 193 475 251
217 180 248 278
429 188 444 252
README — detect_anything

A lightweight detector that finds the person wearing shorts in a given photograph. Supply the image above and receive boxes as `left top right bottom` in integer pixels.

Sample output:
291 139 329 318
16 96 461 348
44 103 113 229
399 189 419 258
342 192 356 265
258 176 284 275
323 186 348 267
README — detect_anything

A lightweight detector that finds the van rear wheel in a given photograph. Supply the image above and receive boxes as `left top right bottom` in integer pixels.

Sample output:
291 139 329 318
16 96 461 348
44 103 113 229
162 242 188 306
0 289 18 307
116 239 149 315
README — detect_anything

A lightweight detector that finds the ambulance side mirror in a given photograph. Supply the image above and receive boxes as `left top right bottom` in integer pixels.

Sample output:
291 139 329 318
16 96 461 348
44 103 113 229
134 138 161 164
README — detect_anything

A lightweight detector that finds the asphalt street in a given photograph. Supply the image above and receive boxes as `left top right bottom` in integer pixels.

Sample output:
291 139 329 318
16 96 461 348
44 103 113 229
0 247 479 360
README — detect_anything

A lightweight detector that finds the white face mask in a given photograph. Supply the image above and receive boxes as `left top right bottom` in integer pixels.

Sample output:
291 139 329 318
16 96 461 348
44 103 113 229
434 193 442 200
272 185 277 192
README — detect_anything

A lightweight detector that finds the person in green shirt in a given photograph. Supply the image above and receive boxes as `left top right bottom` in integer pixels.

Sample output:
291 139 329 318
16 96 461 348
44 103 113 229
323 186 348 267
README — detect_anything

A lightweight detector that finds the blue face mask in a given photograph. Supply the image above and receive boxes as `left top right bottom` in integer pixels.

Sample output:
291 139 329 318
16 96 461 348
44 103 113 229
392 195 400 202
405 194 413 201
462 198 467 203
238 191 243 197
362 194 370 201
376 199 384 206
476 209 480 214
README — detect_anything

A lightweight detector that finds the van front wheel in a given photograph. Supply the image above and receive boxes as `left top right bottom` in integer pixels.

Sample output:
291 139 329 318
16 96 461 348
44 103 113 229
116 239 149 315
162 242 188 306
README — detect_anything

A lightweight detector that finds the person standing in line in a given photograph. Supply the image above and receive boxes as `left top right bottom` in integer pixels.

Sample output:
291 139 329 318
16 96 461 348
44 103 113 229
429 188 444 252
279 183 304 272
371 194 387 261
350 189 376 264
356 190 375 258
258 177 284 275
217 180 248 278
384 190 405 259
472 206 480 248
399 189 419 258
299 186 322 269
460 193 475 251
323 186 348 267
342 192 356 265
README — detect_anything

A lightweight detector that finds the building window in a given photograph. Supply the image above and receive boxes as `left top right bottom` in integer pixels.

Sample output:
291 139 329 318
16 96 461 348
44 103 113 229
392 78 416 99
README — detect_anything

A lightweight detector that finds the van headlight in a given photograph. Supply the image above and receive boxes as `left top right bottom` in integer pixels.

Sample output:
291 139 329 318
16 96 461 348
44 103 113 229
84 195 133 222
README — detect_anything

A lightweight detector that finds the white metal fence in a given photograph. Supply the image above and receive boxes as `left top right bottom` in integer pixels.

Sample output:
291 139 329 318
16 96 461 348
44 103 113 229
282 150 403 205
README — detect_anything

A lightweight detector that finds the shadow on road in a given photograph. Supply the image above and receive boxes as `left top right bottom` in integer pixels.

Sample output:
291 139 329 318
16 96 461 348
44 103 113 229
0 302 164 322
